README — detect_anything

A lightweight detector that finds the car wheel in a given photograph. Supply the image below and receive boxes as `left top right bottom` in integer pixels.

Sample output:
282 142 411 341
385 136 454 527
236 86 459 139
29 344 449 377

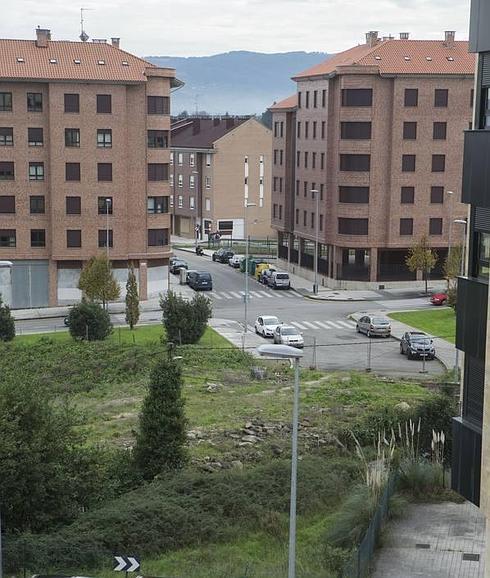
408 351 413 360
367 330 371 338
356 325 360 333
400 344 404 354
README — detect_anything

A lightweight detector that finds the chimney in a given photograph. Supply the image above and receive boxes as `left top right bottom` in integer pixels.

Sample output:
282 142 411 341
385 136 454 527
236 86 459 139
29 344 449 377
35 28 51 48
111 37 120 48
365 31 378 48
192 118 201 135
444 30 455 48
399 32 409 40
225 117 235 129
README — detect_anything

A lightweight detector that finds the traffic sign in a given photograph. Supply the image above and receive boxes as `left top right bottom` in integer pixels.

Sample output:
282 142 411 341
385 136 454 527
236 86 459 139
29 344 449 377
113 556 140 573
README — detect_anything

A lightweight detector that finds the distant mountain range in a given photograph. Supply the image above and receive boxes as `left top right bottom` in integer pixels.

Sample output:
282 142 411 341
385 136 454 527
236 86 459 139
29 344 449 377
145 51 330 115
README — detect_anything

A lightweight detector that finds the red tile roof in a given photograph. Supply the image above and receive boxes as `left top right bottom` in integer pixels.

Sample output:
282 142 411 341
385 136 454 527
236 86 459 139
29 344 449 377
269 94 298 111
293 39 475 79
0 38 175 82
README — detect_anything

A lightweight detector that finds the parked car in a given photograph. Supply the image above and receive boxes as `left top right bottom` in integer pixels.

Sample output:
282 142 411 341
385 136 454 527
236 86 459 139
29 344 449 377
273 325 304 348
270 271 291 289
255 263 275 281
228 255 244 268
187 271 213 291
260 268 276 285
254 315 281 337
170 259 188 274
212 248 234 263
430 292 448 306
356 315 391 337
400 331 435 360
186 269 198 284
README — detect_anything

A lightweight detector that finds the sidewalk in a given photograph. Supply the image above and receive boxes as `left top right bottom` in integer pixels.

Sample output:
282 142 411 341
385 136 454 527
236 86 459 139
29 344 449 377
350 309 456 370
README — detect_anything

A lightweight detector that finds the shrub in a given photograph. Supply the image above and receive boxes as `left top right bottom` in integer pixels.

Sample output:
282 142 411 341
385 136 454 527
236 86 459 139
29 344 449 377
78 255 120 307
0 294 15 341
160 290 212 344
125 264 140 330
398 460 446 500
67 301 112 341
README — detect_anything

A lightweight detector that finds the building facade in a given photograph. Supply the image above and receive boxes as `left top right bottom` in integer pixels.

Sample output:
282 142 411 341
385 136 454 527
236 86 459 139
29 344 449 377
0 29 179 308
170 116 274 240
271 32 474 287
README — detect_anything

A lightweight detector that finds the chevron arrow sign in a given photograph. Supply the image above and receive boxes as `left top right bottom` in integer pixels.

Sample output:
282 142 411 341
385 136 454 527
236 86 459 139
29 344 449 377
113 555 140 572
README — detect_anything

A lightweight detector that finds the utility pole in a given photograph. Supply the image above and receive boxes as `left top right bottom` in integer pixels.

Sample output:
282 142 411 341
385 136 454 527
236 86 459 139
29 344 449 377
244 201 257 336
311 189 319 294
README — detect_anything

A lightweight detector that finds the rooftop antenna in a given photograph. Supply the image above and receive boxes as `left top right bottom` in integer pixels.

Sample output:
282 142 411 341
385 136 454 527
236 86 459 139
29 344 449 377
79 7 92 42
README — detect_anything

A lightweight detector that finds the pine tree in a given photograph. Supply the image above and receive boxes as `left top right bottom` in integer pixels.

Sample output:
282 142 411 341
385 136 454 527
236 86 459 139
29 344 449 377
125 264 140 330
134 359 187 479
0 293 15 342
406 236 438 295
78 255 120 308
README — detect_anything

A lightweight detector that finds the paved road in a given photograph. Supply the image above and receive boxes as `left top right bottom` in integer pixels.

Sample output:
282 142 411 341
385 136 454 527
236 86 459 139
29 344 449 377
175 250 445 378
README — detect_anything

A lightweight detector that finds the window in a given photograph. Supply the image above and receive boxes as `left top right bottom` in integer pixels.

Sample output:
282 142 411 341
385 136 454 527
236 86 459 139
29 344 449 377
31 229 46 247
27 92 42 112
429 217 443 235
279 205 282 220
178 195 183 207
403 122 417 140
67 229 81 248
147 96 169 114
190 196 195 209
311 212 315 228
65 128 80 147
404 88 418 107
304 151 308 168
298 92 302 108
206 153 211 166
297 122 301 139
96 94 111 113
303 210 307 226
312 152 316 168
304 181 308 197
30 195 45 214
295 208 299 224
296 150 300 167
313 121 317 139
322 89 326 107
340 154 370 171
147 129 168 149
97 163 112 181
205 198 211 211
0 230 15 247
189 153 195 166
273 149 278 165
280 149 283 165
28 127 43 146
402 154 416 172
320 183 324 200
148 163 169 181
178 153 183 166
0 93 12 112
430 186 444 204
434 89 448 107
65 162 80 181
295 180 299 196
279 177 283 192
313 90 318 108
339 186 369 203
341 88 372 106
147 196 168 214
218 220 234 233
170 195 174 207
304 121 309 139
64 93 80 113
341 121 372 139
0 127 13 146
66 196 81 214
274 121 279 137
0 162 14 180
432 154 445 172
97 129 112 148
170 152 174 165
401 186 415 204
433 122 447 140
321 121 326 139
273 204 277 218
148 228 169 246
178 174 183 188
338 218 369 235
273 176 277 192
399 218 413 235
471 88 474 107
98 229 113 248
98 197 113 214
475 232 490 278
205 176 211 188
0 196 15 213
29 162 44 181
320 153 325 170
319 214 323 231
189 174 195 188
305 91 310 108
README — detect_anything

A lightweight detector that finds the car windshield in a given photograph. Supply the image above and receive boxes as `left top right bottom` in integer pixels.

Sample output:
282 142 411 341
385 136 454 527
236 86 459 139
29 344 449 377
373 318 389 324
198 273 211 280
282 328 299 335
175 260 185 265
411 336 431 344
264 317 279 325
275 274 289 279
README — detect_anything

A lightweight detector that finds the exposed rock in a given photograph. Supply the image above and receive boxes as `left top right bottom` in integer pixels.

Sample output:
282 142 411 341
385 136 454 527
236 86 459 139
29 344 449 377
271 445 283 456
238 441 253 447
241 434 261 444
206 383 222 393
395 401 411 411
242 428 257 435
231 460 243 469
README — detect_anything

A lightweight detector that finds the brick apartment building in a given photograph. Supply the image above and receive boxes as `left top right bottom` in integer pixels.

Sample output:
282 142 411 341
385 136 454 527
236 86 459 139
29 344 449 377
0 28 179 308
170 116 274 240
270 31 474 287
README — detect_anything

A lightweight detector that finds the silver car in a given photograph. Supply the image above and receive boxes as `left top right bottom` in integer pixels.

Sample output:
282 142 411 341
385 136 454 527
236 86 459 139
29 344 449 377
273 325 304 348
356 315 391 337
255 315 281 337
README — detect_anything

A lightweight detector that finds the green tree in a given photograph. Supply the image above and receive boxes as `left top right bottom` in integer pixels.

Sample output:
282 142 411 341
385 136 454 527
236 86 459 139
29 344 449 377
160 290 212 345
134 359 187 479
67 300 113 341
78 255 120 308
406 235 438 294
0 293 15 341
443 245 463 310
125 264 140 330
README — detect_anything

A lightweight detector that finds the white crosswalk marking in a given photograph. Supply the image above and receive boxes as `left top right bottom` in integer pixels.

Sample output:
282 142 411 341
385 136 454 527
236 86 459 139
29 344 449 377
220 292 234 299
322 320 344 329
260 291 274 298
210 292 223 299
249 291 264 298
290 321 307 330
230 291 243 299
315 321 332 330
338 321 356 328
302 321 319 329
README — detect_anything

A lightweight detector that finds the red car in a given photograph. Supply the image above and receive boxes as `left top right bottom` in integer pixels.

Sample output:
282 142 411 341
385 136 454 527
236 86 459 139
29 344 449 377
430 292 448 305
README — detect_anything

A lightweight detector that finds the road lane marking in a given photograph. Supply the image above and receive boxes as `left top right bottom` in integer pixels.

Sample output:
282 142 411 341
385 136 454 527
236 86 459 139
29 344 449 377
210 292 223 299
219 292 234 299
338 321 356 329
315 321 332 330
230 292 243 299
302 321 319 329
249 291 264 298
290 321 307 330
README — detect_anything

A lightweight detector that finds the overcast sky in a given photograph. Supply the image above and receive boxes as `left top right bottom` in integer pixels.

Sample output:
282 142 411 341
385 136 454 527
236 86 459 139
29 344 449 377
1 0 470 57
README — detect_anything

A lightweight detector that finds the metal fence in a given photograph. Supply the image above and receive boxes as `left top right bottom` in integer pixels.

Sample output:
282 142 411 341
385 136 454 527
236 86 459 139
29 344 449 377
205 237 277 255
342 474 398 578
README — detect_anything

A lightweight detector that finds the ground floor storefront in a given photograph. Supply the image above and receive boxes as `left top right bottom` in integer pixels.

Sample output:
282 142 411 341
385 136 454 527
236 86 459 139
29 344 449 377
277 232 448 289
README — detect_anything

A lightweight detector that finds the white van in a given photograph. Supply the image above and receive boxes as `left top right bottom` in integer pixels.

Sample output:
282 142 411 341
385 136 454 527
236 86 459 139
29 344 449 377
270 271 291 290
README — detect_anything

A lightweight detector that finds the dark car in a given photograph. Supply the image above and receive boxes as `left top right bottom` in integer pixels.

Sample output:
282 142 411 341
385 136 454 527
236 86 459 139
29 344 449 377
400 331 436 360
187 271 213 291
170 259 188 274
212 248 234 263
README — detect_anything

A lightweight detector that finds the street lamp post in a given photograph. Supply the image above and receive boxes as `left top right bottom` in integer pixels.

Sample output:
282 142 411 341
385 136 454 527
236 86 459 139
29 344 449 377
244 201 257 336
311 189 319 294
256 344 304 578
447 190 454 266
453 218 468 380
105 198 111 261
192 169 200 249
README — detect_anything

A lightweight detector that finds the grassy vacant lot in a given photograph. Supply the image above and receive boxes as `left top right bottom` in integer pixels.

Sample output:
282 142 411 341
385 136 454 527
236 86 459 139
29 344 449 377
389 308 456 343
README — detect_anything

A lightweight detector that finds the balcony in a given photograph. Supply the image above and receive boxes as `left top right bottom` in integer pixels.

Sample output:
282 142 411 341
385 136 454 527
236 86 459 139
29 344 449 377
451 417 481 506
455 276 488 360
462 130 490 208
